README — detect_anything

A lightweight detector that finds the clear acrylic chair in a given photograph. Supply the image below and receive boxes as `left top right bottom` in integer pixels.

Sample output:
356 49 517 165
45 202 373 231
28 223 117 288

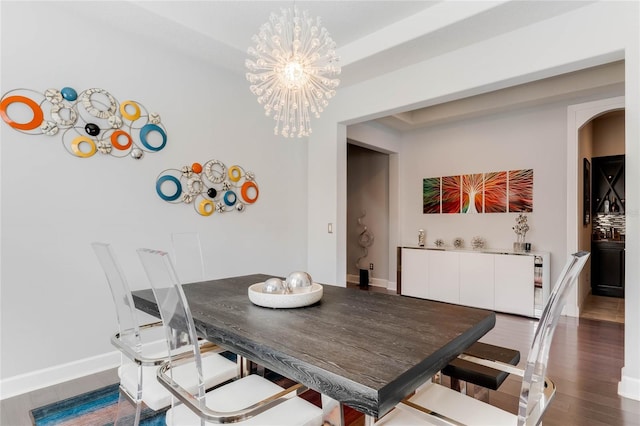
137 248 323 425
92 242 238 424
171 232 206 284
373 251 590 426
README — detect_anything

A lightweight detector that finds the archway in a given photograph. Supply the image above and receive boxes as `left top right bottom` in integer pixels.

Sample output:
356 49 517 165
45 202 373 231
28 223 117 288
566 96 625 317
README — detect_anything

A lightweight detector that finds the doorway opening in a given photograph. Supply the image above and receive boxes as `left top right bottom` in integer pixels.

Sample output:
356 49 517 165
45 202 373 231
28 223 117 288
579 110 625 324
563 96 626 319
346 142 390 289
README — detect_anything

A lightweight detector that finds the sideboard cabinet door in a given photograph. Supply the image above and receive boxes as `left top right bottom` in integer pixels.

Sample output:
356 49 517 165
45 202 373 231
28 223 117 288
400 248 429 298
494 254 534 317
428 251 459 304
459 252 495 310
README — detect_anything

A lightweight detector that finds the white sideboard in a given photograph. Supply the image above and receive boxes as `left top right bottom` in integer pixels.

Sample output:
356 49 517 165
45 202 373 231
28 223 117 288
398 247 550 318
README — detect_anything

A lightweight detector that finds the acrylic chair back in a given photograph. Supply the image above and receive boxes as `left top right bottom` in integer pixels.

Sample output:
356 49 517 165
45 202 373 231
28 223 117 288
92 242 154 425
137 248 207 404
171 232 205 284
518 251 589 425
91 242 143 403
92 242 140 348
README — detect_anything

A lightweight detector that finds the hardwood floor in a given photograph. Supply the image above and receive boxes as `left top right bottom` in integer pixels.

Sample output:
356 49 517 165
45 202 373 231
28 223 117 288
581 293 625 323
2 308 638 425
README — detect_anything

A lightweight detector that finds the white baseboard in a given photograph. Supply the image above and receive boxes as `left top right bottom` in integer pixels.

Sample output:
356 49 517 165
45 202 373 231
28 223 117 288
0 350 121 400
346 274 393 290
619 371 640 401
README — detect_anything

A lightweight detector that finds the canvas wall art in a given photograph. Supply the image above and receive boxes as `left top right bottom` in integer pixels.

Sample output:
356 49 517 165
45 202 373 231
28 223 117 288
508 169 533 212
442 175 461 214
484 171 507 213
423 169 533 214
422 177 441 213
462 173 483 213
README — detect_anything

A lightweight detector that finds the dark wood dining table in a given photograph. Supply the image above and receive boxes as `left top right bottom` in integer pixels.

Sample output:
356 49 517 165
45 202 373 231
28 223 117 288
132 273 495 421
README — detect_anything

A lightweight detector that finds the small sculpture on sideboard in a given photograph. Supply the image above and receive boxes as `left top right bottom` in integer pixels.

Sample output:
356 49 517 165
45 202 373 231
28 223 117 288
512 213 530 252
418 229 425 247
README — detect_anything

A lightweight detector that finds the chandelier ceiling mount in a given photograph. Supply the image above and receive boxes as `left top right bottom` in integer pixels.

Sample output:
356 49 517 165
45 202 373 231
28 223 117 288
246 7 341 138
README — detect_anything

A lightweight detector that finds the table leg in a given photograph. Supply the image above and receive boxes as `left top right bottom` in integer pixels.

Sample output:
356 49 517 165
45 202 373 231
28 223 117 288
321 394 344 426
364 415 376 426
238 355 250 377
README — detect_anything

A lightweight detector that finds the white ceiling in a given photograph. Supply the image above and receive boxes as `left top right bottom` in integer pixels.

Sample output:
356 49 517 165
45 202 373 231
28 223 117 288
73 1 608 130
117 1 595 85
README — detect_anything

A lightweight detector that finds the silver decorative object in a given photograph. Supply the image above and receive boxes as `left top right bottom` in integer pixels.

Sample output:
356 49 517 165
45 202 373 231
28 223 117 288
263 277 285 294
130 148 144 159
285 271 313 294
186 177 203 194
204 159 226 183
44 88 62 104
236 202 245 212
97 140 112 154
81 88 117 119
513 213 530 249
471 236 486 250
40 121 58 136
356 210 375 271
418 229 425 247
434 239 444 247
108 115 123 129
453 238 464 249
149 112 161 124
50 104 78 126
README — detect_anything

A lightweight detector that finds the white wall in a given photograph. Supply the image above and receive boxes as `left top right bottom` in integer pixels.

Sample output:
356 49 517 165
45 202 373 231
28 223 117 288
0 1 308 393
307 1 640 400
399 104 572 280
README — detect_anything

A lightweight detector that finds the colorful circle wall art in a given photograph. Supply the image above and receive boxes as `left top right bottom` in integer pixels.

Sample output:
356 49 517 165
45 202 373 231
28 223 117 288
0 87 167 160
156 160 259 217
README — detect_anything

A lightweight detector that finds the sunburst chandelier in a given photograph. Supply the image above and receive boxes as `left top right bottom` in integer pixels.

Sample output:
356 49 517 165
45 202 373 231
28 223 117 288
245 7 341 138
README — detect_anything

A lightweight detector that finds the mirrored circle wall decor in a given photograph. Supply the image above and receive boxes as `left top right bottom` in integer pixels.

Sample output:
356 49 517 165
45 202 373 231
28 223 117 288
0 87 168 160
156 160 259 217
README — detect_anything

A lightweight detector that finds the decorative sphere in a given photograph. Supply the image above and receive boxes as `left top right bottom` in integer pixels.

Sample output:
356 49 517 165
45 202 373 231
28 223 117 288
85 123 100 136
130 148 144 159
61 87 78 101
286 271 313 293
263 277 284 294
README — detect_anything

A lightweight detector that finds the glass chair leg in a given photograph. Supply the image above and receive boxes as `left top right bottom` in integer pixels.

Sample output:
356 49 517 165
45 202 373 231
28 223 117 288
114 386 142 426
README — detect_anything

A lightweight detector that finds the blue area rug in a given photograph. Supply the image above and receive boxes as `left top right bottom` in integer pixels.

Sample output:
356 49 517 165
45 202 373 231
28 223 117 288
30 351 239 425
30 383 166 426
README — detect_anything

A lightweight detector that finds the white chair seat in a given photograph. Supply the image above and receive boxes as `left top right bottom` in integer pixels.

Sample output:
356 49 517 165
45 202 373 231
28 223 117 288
166 374 322 426
376 381 516 426
120 351 238 411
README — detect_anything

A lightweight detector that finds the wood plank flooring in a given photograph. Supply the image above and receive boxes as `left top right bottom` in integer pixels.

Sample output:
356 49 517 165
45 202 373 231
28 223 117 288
2 305 638 425
581 293 625 323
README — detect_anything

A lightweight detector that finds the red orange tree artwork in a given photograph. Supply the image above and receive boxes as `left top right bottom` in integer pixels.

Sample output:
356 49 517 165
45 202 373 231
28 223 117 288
423 169 533 214
442 176 461 214
462 173 483 213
